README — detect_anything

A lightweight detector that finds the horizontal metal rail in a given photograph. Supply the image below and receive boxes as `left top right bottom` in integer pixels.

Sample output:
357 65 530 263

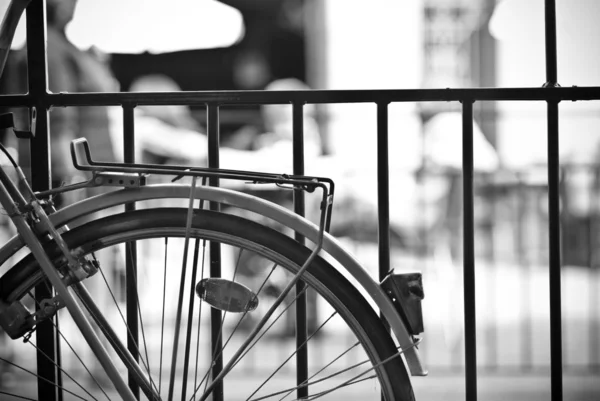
1 86 600 108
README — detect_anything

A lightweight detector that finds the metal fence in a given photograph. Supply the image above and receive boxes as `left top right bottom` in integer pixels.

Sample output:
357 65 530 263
1 0 600 400
409 166 600 375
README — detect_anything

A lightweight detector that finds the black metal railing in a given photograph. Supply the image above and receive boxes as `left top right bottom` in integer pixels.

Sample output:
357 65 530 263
1 0 600 400
411 164 600 373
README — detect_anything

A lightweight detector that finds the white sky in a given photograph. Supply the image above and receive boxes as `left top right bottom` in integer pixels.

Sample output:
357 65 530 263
0 0 245 53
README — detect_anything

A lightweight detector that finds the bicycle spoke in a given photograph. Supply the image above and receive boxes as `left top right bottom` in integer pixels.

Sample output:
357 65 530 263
195 251 270 397
199 249 243 395
203 247 246 376
245 311 338 401
96 268 143 366
0 207 411 401
277 341 360 401
159 237 168 396
73 282 160 400
188 179 210 401
0 356 90 401
201 251 256 395
216 260 279 358
55 329 112 401
295 344 414 401
200 241 325 401
190 283 308 401
27 291 111 401
127 245 154 394
181 235 203 401
95 266 158 393
0 390 37 401
27 340 99 401
249 341 411 401
167 179 199 401
228 283 308 372
192 239 208 401
300 375 377 401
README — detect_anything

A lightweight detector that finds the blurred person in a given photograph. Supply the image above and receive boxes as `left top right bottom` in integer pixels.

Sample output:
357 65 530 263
122 74 322 171
232 48 271 91
254 78 321 156
115 74 208 165
121 74 319 170
414 78 500 351
129 75 200 131
197 76 325 336
1 0 119 205
44 0 117 192
315 75 500 350
0 0 119 384
421 109 499 347
217 76 323 170
223 48 272 150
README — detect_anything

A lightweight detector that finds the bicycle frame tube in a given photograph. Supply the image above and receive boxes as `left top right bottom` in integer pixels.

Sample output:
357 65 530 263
0 180 138 401
0 0 31 78
0 183 427 377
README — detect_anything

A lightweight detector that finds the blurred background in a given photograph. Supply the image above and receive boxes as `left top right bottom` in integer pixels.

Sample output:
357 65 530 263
1 0 600 399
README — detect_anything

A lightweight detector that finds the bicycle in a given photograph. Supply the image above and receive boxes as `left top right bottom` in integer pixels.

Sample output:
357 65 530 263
0 1 425 400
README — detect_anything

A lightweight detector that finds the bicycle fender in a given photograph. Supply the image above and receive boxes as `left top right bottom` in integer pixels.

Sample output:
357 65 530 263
0 183 427 376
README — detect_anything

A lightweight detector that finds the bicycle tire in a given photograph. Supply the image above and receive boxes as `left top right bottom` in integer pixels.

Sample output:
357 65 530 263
0 208 414 401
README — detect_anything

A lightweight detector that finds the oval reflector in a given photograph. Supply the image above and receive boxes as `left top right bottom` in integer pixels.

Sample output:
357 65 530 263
195 278 259 313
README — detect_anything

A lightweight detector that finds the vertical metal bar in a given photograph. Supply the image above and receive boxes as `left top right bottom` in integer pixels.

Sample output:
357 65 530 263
547 99 563 401
377 102 390 283
544 0 558 86
516 178 533 371
544 1 563 399
123 105 140 400
417 118 429 364
462 100 477 401
207 103 224 401
376 101 390 401
26 2 61 400
560 167 569 370
590 168 600 372
484 174 497 371
292 102 309 400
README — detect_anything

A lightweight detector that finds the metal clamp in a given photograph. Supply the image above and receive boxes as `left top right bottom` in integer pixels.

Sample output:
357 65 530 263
34 295 66 322
0 108 36 139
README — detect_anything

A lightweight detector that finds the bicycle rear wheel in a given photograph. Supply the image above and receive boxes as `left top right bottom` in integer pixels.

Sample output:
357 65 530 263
0 208 414 400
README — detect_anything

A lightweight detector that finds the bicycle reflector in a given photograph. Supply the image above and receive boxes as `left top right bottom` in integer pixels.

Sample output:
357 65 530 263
381 272 424 335
196 278 259 313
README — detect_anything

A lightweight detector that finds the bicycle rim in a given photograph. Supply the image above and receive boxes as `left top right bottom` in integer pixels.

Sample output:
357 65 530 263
0 208 413 401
